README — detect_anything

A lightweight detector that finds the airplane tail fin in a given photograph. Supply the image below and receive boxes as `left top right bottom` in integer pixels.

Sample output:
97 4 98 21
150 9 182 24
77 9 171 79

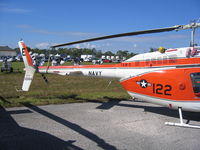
18 41 35 91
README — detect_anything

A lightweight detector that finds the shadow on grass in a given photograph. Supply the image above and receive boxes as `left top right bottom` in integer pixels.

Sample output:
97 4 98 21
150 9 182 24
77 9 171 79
0 105 83 150
57 94 78 100
0 70 22 75
0 96 11 104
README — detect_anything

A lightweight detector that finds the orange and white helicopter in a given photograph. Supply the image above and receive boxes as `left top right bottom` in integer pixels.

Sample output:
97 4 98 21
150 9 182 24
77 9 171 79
18 22 200 129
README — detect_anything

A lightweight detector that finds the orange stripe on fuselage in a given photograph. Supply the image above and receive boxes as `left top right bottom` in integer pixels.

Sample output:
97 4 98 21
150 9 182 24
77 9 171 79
38 57 200 70
21 42 33 66
165 49 177 52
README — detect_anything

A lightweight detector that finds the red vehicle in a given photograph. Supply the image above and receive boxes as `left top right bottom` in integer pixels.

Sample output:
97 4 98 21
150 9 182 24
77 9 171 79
102 59 112 63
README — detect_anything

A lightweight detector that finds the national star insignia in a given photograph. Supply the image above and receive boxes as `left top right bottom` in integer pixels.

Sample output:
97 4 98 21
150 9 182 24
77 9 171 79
136 79 151 88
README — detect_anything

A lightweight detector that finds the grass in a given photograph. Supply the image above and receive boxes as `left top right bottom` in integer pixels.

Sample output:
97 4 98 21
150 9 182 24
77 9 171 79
0 62 131 107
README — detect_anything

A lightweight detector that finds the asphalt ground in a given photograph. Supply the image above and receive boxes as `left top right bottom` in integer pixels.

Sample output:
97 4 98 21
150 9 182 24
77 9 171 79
1 100 200 150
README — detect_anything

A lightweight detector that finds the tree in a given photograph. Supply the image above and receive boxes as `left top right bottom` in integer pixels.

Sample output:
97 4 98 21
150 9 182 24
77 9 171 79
103 51 114 56
116 50 128 57
14 48 20 54
14 46 138 59
94 50 102 58
127 52 137 59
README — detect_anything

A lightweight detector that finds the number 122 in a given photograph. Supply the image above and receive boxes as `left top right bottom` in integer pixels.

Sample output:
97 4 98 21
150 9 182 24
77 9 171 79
152 83 172 96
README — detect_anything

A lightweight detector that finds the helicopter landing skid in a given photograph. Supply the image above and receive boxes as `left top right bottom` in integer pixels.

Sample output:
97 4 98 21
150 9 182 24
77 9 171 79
165 107 200 129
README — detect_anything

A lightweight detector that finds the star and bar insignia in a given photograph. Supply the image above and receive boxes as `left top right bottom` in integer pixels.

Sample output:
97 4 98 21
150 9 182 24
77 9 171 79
136 79 151 88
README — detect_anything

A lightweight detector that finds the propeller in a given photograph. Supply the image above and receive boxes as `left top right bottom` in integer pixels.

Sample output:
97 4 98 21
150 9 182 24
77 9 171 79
51 23 200 48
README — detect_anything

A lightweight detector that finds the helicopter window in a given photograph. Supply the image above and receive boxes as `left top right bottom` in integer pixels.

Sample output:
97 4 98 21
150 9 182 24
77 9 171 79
190 72 200 94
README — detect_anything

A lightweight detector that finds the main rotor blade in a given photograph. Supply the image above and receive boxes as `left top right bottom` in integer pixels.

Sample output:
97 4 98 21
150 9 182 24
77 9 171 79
51 26 178 48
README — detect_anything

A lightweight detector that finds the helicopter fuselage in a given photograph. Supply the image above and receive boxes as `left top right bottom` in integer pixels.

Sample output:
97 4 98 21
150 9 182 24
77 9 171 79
38 46 200 112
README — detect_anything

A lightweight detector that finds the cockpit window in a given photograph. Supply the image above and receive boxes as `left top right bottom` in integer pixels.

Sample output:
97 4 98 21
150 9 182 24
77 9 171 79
191 72 200 94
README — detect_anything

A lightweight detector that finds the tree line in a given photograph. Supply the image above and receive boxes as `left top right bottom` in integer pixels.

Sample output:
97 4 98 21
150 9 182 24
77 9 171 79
14 47 137 59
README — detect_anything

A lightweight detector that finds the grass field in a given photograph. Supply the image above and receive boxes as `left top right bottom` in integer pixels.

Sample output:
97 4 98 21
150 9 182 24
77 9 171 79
0 62 131 107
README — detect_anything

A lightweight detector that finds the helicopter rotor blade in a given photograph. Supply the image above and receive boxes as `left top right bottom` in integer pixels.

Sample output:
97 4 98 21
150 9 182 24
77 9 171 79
51 23 200 48
51 26 178 48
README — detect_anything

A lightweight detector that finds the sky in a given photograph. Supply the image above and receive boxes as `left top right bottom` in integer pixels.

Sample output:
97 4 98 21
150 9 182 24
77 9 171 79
0 0 199 53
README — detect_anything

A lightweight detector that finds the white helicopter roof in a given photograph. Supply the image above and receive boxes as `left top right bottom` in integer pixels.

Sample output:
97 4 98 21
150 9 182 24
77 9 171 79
125 47 200 62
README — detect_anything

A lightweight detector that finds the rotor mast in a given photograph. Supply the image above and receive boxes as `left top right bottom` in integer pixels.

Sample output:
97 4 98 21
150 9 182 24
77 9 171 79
175 22 200 47
191 27 196 47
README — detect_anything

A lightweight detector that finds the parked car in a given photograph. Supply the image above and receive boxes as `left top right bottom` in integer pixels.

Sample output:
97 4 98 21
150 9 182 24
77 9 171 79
92 58 103 64
102 59 112 63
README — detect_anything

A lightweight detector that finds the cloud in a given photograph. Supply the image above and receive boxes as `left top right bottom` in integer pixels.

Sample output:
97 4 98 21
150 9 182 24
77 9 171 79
16 24 32 29
75 44 80 49
0 2 30 14
83 43 97 49
111 34 188 43
100 43 111 47
35 42 50 49
16 24 191 52
0 7 30 13
40 30 100 37
74 43 97 49
66 31 99 37
17 24 188 45
16 24 101 38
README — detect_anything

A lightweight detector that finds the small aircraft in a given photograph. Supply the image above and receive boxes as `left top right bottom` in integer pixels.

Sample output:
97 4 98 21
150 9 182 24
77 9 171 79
18 22 200 129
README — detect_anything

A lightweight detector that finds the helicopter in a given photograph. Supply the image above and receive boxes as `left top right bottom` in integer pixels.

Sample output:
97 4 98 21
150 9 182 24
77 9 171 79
18 22 200 129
